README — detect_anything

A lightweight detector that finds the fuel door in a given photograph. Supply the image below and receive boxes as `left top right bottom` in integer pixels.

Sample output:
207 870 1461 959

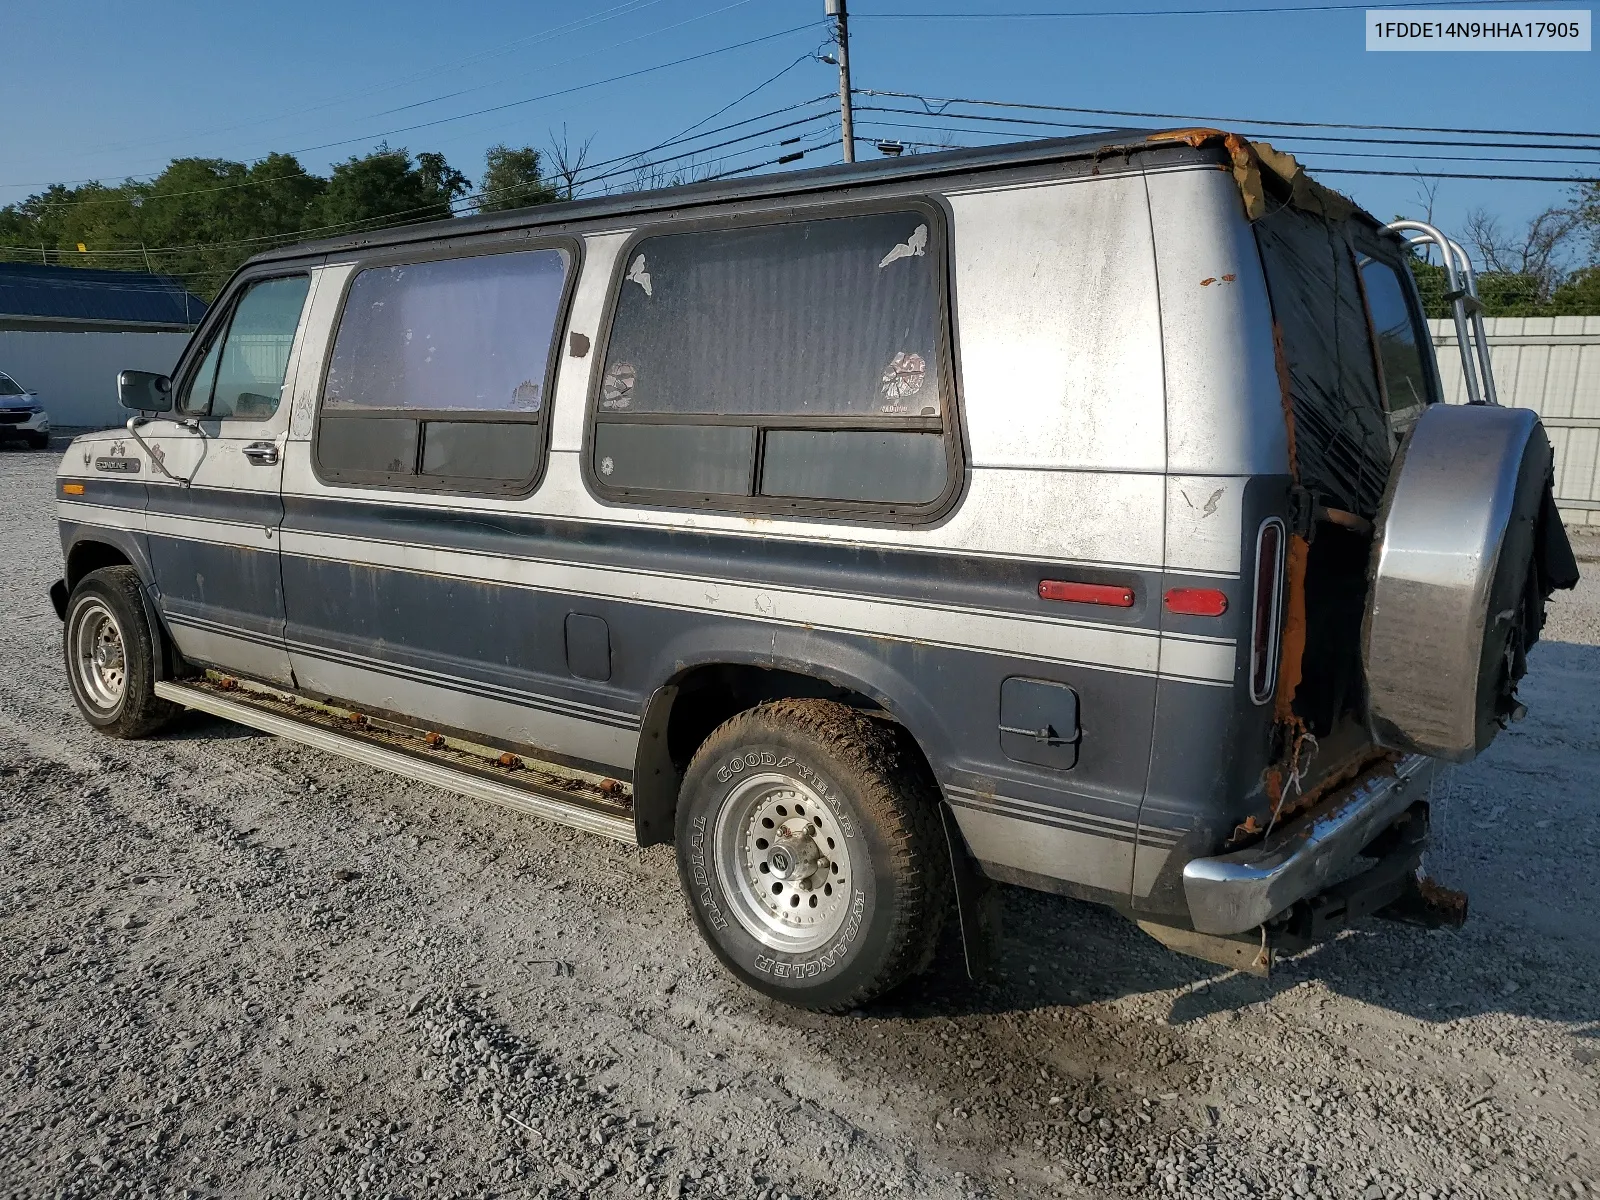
998 677 1080 770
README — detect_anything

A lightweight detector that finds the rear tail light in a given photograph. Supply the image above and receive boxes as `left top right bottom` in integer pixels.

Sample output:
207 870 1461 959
1250 518 1287 704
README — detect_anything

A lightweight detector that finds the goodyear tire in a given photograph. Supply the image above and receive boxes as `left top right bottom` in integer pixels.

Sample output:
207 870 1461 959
63 566 179 739
676 699 949 1011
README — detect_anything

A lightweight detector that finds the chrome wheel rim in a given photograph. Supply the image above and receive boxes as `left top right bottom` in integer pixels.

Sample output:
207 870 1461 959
70 598 127 712
713 771 855 953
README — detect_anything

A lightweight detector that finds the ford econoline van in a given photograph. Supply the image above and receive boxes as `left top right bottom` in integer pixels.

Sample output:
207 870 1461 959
51 130 1578 1010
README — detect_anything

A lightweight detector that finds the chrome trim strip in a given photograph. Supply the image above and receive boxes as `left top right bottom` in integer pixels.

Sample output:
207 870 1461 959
1181 754 1436 936
153 681 637 844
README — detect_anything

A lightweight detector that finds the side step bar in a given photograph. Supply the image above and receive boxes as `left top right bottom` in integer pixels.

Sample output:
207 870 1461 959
154 678 637 844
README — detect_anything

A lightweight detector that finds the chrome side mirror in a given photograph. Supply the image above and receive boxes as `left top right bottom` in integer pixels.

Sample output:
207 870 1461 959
118 370 173 413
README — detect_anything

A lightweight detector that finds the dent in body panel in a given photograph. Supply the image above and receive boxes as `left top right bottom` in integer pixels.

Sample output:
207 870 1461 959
1144 167 1288 478
947 176 1165 473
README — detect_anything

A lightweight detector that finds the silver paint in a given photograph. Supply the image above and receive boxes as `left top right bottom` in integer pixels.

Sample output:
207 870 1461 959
1182 754 1435 935
1364 403 1542 760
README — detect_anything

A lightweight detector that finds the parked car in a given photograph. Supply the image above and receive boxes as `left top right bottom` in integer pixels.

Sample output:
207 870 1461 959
0 371 50 448
48 130 1578 1011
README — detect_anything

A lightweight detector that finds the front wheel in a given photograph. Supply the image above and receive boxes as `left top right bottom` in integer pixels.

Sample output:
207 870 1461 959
63 566 179 739
676 699 949 1011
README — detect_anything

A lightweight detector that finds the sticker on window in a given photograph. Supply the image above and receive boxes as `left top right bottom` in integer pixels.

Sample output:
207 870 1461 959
627 254 652 296
880 352 928 412
879 225 928 268
512 380 542 411
601 362 636 409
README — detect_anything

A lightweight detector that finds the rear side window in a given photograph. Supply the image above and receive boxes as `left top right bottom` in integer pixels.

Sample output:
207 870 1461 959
1357 257 1433 428
315 246 571 493
179 275 310 420
588 208 958 517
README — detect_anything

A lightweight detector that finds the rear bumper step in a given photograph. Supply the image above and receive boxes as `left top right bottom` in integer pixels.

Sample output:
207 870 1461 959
154 678 636 844
1181 753 1436 935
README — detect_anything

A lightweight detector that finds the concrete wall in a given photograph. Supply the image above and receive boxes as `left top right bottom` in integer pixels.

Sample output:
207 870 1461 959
1430 316 1600 527
0 329 191 429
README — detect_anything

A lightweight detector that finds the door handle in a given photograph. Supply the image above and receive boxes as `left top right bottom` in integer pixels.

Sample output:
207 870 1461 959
242 441 279 466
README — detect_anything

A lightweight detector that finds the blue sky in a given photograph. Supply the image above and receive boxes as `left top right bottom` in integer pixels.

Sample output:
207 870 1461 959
3 0 1595 251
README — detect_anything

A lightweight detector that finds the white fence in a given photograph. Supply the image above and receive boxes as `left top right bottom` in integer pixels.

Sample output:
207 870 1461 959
0 330 191 429
1430 316 1600 528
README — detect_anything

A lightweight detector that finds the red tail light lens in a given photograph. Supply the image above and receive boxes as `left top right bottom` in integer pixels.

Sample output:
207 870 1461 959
1164 587 1228 617
1039 580 1135 608
1250 519 1287 704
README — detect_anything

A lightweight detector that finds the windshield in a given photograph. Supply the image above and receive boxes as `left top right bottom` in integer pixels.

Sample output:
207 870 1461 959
0 373 25 397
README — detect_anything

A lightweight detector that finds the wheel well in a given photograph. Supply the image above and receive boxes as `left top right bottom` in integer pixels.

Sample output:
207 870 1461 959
66 541 132 591
633 663 939 847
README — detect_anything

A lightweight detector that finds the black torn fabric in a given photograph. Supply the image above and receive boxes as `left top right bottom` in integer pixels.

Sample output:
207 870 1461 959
1255 206 1393 520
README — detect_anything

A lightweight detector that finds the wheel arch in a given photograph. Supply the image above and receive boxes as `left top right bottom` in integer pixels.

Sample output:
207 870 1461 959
631 641 955 849
60 532 182 682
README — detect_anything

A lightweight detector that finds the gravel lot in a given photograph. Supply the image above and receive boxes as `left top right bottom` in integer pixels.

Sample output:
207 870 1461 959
3 442 1597 1200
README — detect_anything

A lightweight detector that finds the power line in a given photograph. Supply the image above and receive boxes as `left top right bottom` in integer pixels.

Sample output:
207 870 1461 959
283 22 826 159
30 0 681 176
1307 166 1600 183
0 17 824 196
854 0 1581 17
856 89 1600 143
853 106 1600 154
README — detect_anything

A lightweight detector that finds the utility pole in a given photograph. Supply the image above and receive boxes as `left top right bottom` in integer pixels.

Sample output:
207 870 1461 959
826 0 855 163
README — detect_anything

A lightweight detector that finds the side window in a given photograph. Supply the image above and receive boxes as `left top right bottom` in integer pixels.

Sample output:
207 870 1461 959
179 275 310 420
315 247 570 493
590 209 955 515
1357 256 1435 427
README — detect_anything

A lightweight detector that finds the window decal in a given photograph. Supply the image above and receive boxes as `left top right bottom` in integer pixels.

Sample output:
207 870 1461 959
627 254 653 296
601 362 636 409
879 351 927 412
878 224 927 268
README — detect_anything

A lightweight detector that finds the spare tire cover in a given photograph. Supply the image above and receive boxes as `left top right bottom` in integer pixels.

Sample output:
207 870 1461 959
1363 403 1552 762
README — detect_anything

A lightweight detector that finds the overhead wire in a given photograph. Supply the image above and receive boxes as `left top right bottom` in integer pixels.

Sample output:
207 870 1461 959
856 89 1600 143
855 0 1583 17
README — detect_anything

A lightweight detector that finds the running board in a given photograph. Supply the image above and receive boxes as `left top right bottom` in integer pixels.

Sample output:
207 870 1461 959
154 678 637 843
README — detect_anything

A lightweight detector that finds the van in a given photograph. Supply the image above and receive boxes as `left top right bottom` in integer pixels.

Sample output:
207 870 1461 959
51 130 1578 1011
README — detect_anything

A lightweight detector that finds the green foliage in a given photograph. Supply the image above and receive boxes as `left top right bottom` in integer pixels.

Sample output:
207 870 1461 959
0 146 470 299
478 145 558 213
319 145 469 231
1409 258 1600 319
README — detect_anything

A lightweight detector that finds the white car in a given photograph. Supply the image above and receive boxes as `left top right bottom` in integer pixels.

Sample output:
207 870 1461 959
0 371 50 449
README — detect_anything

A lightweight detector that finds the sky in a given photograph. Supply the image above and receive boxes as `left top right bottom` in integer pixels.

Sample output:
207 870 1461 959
2 0 1596 258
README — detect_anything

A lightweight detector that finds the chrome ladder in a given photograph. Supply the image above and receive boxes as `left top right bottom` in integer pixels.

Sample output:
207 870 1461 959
1382 220 1499 407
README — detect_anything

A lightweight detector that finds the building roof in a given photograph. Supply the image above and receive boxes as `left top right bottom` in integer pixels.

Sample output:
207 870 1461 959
0 263 207 329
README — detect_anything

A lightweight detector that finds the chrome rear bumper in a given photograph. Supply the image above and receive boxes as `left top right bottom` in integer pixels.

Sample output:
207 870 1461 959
1182 754 1437 936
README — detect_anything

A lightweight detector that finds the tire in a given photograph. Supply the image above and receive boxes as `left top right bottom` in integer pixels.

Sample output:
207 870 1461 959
25 432 49 450
675 699 950 1011
63 566 179 739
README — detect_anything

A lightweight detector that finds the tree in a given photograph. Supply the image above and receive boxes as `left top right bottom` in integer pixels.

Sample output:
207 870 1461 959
477 145 558 213
319 145 468 231
1463 203 1583 305
545 125 595 200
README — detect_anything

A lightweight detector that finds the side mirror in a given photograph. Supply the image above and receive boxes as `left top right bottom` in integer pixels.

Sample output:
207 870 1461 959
118 370 173 413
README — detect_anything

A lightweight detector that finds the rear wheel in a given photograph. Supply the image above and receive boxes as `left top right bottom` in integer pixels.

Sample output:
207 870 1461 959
676 699 949 1011
63 567 178 739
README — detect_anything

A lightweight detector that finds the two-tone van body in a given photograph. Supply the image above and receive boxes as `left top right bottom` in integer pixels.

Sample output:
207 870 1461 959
51 131 1577 1009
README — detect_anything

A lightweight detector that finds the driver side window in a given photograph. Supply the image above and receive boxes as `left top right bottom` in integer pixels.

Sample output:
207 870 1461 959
178 274 311 419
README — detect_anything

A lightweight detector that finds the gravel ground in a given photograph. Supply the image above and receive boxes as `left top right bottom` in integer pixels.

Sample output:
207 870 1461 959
2 442 1597 1200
